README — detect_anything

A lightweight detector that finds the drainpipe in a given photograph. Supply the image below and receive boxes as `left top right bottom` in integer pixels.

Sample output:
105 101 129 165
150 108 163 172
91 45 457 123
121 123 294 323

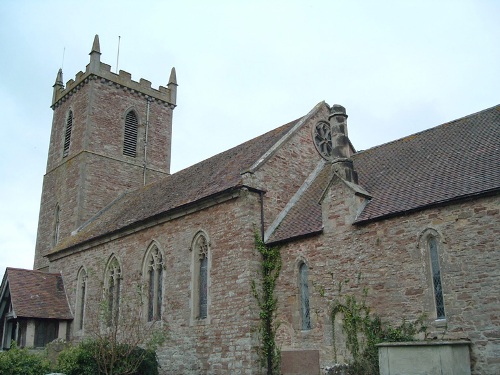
259 191 265 241
143 97 152 185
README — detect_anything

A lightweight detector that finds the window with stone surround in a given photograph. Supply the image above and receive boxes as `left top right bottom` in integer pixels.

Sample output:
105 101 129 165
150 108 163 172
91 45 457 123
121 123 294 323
428 235 446 319
123 110 138 157
104 255 122 326
420 229 446 321
191 231 210 321
143 243 164 322
75 267 87 331
299 262 311 330
53 204 60 246
63 110 73 157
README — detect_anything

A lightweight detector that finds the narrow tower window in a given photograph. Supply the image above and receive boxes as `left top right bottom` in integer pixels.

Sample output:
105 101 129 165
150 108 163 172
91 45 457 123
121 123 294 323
429 236 445 319
144 245 164 322
105 256 122 326
53 205 60 246
123 111 138 157
63 111 73 157
299 262 311 330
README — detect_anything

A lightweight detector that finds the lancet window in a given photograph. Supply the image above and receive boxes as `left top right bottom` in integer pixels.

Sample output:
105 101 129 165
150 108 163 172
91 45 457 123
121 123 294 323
105 256 122 326
299 262 311 330
145 245 164 322
53 204 60 246
429 236 446 319
75 267 87 331
192 233 209 320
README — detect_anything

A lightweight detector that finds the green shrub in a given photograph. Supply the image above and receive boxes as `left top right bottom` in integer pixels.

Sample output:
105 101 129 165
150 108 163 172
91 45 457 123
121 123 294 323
56 341 98 375
0 341 51 375
55 339 159 375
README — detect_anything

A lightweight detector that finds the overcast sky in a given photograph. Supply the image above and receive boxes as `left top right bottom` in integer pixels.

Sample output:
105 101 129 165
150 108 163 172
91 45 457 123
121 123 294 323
0 0 499 277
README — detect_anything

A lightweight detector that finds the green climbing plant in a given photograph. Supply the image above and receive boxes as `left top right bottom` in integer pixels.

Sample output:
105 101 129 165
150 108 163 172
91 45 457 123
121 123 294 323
251 232 282 375
331 283 427 375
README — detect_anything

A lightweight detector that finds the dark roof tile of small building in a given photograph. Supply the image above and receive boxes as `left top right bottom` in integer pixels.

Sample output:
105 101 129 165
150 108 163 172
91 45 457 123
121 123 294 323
5 268 73 320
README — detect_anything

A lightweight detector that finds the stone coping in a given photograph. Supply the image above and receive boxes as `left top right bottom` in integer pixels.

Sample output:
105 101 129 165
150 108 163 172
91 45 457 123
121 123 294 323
376 340 471 347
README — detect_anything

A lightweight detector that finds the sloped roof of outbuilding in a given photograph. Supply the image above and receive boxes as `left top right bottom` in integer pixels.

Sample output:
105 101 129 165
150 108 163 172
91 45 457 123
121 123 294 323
52 115 307 253
2 268 73 320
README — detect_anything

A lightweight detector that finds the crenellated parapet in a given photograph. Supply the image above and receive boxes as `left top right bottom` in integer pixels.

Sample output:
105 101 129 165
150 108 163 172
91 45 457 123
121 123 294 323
51 35 177 109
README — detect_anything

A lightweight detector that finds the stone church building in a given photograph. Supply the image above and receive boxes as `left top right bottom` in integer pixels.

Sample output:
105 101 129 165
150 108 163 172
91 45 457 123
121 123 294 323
1 35 499 374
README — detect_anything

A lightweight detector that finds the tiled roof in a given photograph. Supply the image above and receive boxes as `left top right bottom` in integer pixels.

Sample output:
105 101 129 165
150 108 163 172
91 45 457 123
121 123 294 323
52 118 301 252
266 161 330 244
5 268 73 320
353 105 500 223
266 104 500 243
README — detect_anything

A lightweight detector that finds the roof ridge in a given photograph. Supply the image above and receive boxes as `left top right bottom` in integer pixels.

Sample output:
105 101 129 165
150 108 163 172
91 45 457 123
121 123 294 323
7 267 61 275
354 104 500 156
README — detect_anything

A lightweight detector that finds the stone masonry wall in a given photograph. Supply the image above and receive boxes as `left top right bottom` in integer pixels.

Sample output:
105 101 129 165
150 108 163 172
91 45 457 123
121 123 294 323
248 102 330 232
50 189 265 374
35 76 172 270
276 178 499 374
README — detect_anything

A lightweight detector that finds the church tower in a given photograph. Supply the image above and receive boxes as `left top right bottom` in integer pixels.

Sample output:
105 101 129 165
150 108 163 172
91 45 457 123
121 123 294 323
34 35 177 270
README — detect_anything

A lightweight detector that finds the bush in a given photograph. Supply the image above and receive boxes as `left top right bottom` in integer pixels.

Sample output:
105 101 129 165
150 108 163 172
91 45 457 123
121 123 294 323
56 341 98 375
55 339 159 375
0 341 51 375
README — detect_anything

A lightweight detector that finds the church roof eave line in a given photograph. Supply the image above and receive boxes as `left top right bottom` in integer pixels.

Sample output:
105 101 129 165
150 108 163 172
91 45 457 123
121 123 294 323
48 186 246 258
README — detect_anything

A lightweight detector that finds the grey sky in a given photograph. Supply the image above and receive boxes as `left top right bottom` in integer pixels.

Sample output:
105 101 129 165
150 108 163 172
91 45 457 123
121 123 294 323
1 0 499 277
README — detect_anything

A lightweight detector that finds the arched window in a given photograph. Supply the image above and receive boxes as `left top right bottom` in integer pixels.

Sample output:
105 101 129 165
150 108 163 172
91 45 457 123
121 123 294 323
299 262 311 330
75 267 87 331
428 236 446 319
63 110 73 157
123 111 138 157
104 256 122 326
191 232 209 320
53 204 60 246
144 244 164 322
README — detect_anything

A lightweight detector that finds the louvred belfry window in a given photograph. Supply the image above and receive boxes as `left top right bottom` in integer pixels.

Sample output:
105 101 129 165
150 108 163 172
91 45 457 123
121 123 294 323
63 111 73 157
123 111 138 157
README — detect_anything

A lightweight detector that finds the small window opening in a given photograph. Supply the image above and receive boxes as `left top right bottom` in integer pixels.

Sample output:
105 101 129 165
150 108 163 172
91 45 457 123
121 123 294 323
299 263 311 330
53 205 60 246
105 257 121 326
63 111 73 157
34 319 58 348
199 254 208 319
76 268 87 331
123 111 138 157
192 233 209 320
146 246 163 322
429 237 445 319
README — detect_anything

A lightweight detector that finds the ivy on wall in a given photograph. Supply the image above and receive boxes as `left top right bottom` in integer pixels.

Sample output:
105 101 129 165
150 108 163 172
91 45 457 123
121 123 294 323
331 283 427 375
251 233 282 375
